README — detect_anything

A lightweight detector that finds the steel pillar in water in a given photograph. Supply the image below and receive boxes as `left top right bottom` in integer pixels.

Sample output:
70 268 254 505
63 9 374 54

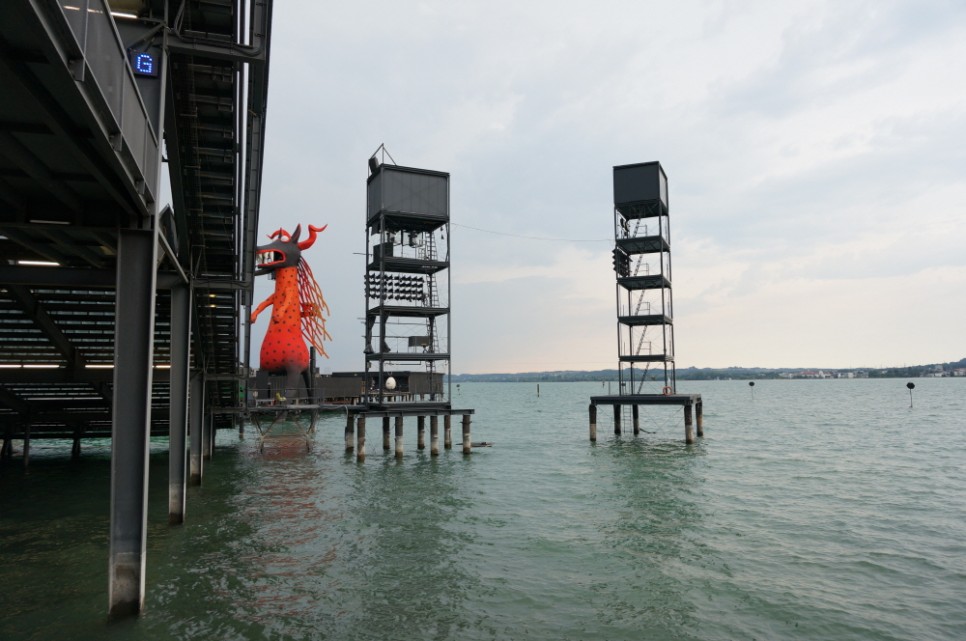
109 228 158 617
168 284 190 524
189 372 205 485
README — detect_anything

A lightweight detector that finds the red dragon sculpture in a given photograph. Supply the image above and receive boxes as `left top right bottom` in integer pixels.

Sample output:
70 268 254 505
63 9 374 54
251 224 331 399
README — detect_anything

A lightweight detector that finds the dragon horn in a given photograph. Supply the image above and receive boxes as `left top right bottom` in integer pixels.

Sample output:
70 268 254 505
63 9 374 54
268 227 290 241
298 224 328 250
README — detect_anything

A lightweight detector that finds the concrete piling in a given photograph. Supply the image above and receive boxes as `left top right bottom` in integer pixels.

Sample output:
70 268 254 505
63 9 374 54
430 416 440 455
696 400 704 437
343 409 475 462
684 402 694 444
632 405 640 435
395 416 404 459
589 403 597 442
356 415 366 462
344 412 354 452
613 404 621 435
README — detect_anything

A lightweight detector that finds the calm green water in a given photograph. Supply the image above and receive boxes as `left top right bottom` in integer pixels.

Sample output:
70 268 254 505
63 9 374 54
2 379 965 640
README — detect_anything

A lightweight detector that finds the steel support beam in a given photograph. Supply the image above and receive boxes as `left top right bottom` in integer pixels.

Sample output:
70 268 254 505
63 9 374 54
167 281 192 524
108 227 158 618
7 284 87 370
0 265 186 289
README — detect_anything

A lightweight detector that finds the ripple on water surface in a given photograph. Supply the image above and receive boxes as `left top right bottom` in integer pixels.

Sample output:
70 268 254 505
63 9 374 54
1 379 965 640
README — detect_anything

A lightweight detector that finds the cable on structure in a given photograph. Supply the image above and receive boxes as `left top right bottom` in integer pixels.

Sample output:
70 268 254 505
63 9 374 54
450 222 611 243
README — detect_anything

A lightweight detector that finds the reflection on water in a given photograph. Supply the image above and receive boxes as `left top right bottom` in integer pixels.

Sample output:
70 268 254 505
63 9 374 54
588 435 708 639
347 456 480 639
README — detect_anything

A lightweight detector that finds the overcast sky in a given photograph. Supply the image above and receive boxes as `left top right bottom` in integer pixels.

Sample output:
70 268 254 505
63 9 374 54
242 0 966 374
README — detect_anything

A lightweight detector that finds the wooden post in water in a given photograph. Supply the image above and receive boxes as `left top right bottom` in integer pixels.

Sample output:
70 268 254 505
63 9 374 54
589 403 597 442
344 412 354 451
382 416 391 451
444 414 452 449
461 414 472 454
696 399 704 437
430 416 439 456
684 402 694 444
613 404 621 435
417 416 426 450
356 415 366 462
394 416 404 459
632 405 640 435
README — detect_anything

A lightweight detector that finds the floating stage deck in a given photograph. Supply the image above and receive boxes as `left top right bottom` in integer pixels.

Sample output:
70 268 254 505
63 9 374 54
589 393 704 443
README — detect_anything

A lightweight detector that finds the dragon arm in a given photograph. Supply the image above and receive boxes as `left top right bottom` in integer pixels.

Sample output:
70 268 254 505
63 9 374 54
250 294 275 323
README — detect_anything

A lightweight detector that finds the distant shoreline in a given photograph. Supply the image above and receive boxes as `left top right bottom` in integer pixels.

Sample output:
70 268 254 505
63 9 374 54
450 359 966 383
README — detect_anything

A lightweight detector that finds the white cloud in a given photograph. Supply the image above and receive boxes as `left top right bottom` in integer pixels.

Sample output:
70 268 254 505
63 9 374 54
248 0 966 372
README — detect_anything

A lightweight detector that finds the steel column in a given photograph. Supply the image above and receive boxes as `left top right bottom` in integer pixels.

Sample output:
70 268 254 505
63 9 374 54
108 227 158 617
189 372 205 485
168 282 191 524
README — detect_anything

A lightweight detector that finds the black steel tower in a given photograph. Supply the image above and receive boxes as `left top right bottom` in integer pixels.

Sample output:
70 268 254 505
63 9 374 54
612 161 676 394
364 149 451 407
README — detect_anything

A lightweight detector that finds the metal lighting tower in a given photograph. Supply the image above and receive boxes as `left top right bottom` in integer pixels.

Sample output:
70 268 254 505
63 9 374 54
612 161 676 395
364 148 451 408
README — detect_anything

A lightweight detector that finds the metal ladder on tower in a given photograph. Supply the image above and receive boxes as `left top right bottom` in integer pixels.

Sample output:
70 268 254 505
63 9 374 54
422 232 441 376
627 218 653 392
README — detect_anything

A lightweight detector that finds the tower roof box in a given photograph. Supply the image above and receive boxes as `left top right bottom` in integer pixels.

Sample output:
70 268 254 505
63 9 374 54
613 161 668 216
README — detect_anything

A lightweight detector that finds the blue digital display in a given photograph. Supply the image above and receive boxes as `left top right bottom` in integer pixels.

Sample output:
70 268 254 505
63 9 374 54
130 51 158 77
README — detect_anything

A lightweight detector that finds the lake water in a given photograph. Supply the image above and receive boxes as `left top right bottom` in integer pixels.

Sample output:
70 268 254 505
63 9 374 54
2 379 964 640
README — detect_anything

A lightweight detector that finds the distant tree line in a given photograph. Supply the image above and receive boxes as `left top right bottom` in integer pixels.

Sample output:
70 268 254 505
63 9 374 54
449 357 966 383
